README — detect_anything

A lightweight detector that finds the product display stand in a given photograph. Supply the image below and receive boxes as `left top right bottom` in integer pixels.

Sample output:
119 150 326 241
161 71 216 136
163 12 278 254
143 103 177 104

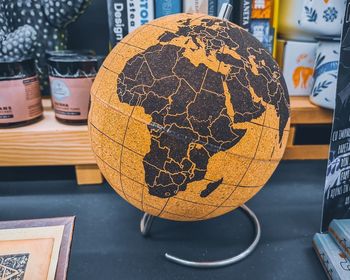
140 204 261 268
139 4 261 268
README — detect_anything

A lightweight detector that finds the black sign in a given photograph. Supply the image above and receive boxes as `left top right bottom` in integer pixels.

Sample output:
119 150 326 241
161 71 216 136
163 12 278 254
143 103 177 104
322 1 350 232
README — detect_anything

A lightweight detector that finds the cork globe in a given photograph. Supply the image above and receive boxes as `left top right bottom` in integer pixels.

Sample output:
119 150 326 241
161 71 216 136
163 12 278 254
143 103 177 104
88 14 290 221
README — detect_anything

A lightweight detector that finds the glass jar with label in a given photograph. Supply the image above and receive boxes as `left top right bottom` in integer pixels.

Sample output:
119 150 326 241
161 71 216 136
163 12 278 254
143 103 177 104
0 58 43 128
48 55 97 124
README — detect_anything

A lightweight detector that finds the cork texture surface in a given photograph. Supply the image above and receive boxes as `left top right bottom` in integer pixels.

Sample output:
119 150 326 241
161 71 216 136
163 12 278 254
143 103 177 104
88 14 290 221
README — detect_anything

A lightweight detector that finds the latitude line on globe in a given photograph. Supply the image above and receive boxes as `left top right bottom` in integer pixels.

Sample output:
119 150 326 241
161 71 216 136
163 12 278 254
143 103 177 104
90 93 282 164
90 121 275 188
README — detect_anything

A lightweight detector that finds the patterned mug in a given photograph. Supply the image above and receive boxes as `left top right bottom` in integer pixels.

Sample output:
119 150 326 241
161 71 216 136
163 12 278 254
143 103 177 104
310 40 340 109
279 0 317 41
299 0 346 38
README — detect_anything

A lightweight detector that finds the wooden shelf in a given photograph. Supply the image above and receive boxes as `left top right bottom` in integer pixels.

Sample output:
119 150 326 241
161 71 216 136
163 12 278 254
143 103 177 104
0 99 102 185
285 96 333 160
290 96 333 125
0 96 333 184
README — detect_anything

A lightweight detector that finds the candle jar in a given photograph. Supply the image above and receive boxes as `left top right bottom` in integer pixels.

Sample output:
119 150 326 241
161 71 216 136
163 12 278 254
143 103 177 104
48 55 97 125
0 58 43 128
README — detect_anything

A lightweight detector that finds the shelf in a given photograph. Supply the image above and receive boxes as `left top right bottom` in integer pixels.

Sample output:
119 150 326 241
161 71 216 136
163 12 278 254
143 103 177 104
0 96 333 184
0 99 93 166
290 96 333 125
0 99 102 185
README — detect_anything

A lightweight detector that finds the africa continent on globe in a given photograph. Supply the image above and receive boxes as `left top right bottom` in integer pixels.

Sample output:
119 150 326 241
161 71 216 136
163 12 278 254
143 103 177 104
89 14 290 221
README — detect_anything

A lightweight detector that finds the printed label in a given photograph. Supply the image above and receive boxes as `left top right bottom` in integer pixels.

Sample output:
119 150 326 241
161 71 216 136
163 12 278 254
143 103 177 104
50 77 94 121
127 0 155 33
0 76 43 123
107 0 128 46
183 0 208 13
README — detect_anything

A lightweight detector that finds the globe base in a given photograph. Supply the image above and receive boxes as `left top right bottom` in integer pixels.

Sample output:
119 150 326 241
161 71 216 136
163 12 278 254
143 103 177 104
139 204 261 268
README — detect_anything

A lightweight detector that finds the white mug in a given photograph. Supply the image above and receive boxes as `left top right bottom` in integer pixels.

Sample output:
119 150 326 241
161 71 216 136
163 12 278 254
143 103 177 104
299 0 346 38
279 0 317 41
310 41 341 109
282 40 318 96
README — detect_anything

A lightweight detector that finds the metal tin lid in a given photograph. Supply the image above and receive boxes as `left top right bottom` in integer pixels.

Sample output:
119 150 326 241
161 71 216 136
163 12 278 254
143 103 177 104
45 49 96 60
0 57 36 80
47 55 98 78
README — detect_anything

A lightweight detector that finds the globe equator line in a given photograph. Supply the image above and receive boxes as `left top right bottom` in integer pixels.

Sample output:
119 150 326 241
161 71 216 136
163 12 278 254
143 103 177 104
91 121 277 191
90 119 281 173
90 115 282 164
90 97 285 163
199 103 269 219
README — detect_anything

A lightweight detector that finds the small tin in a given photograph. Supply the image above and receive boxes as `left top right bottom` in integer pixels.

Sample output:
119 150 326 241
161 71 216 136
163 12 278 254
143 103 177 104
48 54 97 124
0 58 43 128
42 49 96 96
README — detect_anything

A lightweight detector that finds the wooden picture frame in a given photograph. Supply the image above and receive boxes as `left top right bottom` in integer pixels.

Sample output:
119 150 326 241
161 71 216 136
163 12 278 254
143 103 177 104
0 217 75 280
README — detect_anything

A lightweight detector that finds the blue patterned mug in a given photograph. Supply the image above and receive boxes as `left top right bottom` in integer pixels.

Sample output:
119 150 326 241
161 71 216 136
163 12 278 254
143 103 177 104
310 40 340 109
299 0 346 38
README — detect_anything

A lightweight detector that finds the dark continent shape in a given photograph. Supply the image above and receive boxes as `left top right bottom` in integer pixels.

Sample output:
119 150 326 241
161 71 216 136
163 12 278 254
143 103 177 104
116 18 289 199
201 178 224 198
117 43 246 198
160 18 289 141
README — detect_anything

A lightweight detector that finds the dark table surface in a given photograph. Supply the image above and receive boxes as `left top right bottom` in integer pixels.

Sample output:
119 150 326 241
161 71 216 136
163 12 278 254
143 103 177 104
0 161 328 280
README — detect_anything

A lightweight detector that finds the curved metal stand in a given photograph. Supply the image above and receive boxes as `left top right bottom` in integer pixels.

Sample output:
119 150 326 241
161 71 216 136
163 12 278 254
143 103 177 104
140 204 261 268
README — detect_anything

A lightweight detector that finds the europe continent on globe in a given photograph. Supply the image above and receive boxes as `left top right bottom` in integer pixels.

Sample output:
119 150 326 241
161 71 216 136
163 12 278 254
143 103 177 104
89 14 290 221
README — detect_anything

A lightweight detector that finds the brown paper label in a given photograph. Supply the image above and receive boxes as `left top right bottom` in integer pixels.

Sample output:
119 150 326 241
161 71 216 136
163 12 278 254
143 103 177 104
0 76 43 124
50 77 94 120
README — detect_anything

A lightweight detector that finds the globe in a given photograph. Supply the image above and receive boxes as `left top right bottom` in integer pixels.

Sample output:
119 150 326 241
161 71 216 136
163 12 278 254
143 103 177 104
88 14 290 221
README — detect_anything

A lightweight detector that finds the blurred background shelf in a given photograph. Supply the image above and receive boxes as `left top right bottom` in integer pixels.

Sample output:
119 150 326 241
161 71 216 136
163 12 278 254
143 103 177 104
0 99 102 185
286 96 333 160
0 96 333 185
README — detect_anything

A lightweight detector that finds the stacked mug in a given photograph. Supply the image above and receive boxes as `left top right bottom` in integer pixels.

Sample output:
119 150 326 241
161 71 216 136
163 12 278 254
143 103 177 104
279 0 346 109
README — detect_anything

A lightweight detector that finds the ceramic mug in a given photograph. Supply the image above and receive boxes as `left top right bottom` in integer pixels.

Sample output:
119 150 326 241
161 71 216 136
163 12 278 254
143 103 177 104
279 0 317 41
310 40 340 109
282 40 318 96
299 0 346 38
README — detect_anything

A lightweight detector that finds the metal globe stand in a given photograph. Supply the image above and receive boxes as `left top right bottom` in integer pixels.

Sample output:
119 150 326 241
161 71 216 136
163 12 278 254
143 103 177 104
139 3 261 268
140 204 261 268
